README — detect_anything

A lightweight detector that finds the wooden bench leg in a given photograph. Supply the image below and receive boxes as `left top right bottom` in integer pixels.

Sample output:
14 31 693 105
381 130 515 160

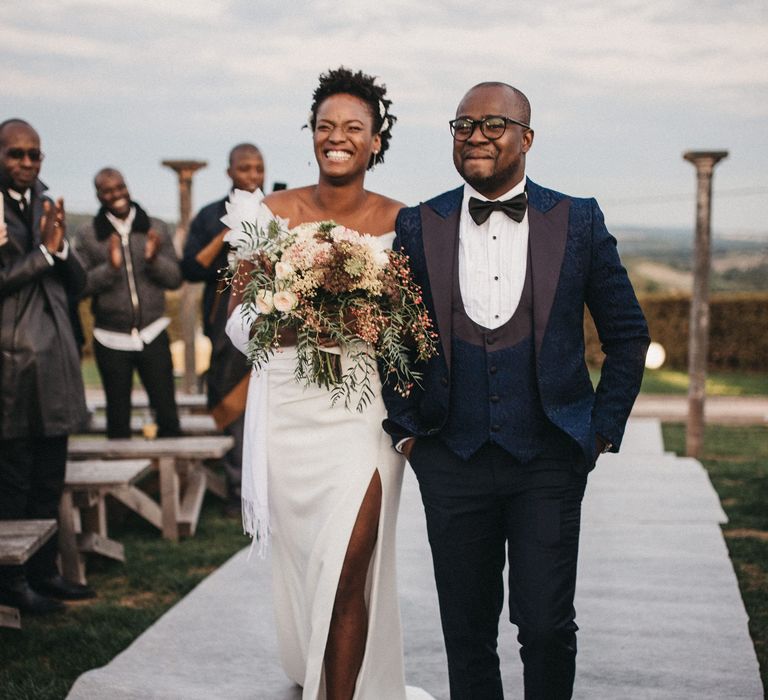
77 533 125 562
158 457 180 541
78 489 107 538
177 467 207 538
0 604 21 629
110 486 163 531
58 490 87 585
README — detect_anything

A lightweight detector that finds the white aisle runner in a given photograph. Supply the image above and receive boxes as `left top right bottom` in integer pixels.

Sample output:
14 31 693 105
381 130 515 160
67 419 763 699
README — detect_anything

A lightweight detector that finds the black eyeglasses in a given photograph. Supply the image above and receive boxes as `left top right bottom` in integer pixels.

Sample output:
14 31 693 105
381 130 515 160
449 116 530 141
4 148 44 162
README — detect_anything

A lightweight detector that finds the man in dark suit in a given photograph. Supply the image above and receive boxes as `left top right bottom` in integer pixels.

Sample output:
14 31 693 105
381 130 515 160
181 143 265 514
382 83 650 699
0 118 93 614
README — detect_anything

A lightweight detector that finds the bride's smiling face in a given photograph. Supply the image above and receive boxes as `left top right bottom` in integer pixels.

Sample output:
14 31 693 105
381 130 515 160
313 93 381 181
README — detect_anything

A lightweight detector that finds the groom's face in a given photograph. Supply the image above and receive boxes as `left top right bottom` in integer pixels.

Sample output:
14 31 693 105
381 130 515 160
453 85 533 200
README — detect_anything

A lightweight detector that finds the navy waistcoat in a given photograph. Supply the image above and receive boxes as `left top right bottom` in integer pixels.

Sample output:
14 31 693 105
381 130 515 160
441 241 578 462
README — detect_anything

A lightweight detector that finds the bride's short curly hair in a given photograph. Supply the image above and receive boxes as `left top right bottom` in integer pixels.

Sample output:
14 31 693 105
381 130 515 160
308 66 396 170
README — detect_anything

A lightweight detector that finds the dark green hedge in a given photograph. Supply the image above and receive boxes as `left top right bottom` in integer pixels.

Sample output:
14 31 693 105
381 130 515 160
585 293 768 371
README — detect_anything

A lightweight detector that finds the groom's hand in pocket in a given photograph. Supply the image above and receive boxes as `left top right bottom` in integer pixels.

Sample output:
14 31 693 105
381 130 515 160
402 437 416 462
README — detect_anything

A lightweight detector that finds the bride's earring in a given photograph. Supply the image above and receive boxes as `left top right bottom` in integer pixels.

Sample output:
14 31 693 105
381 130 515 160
372 150 380 169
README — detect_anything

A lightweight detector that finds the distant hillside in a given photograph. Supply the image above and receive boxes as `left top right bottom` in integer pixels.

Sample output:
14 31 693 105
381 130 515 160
614 225 768 255
65 212 93 233
614 226 768 293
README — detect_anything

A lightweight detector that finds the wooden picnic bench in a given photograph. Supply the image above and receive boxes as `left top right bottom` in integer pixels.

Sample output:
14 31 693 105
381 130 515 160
86 392 209 415
67 436 233 542
59 459 154 585
84 413 217 436
0 519 57 629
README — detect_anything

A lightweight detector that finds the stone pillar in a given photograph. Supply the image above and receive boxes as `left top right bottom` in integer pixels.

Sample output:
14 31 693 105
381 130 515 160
162 160 207 394
682 150 728 458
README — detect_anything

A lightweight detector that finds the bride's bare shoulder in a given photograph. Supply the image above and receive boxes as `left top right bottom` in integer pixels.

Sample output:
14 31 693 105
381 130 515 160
365 192 406 235
369 192 405 211
263 187 316 221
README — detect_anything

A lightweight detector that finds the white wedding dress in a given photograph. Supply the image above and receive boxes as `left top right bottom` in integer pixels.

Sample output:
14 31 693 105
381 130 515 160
225 203 432 700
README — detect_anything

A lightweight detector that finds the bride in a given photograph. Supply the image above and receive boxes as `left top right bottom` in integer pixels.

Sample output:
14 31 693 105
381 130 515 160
226 68 430 700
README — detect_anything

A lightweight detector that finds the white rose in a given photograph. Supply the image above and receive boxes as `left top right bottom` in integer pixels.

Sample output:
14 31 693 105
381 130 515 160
275 261 294 279
273 290 298 313
255 290 274 314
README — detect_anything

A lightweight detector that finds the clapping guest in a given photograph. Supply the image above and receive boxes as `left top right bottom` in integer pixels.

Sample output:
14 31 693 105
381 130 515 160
0 118 92 614
76 168 182 439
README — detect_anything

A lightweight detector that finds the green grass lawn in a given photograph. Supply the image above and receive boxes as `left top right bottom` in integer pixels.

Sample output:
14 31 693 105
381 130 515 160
663 423 768 692
0 498 247 700
588 367 768 396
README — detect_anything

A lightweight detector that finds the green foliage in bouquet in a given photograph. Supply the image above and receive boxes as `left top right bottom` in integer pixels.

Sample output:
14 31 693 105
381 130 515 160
229 219 437 412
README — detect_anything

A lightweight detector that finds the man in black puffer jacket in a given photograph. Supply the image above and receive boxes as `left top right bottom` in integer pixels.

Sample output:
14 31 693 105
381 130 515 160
76 168 182 439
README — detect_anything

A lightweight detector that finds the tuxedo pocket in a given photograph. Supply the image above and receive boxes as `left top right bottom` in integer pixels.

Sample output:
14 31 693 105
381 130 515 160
407 438 425 469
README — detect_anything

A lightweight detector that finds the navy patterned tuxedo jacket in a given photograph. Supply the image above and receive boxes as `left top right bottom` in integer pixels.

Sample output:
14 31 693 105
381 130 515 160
381 179 650 466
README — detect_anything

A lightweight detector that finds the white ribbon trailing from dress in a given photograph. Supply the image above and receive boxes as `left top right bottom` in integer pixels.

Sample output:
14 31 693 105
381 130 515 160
222 188 288 558
225 306 271 557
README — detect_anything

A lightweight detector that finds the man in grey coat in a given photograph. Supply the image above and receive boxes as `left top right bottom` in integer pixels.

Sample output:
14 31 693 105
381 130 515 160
0 118 92 614
76 168 182 439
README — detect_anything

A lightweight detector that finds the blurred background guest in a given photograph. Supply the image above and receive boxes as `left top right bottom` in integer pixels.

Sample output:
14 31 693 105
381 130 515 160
76 168 182 439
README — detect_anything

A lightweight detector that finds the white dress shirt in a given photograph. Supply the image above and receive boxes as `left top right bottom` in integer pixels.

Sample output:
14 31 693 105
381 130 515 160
93 207 169 351
459 176 528 330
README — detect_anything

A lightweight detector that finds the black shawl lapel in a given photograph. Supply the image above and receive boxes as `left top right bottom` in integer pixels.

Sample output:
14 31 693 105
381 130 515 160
93 201 151 240
528 191 570 355
420 202 460 370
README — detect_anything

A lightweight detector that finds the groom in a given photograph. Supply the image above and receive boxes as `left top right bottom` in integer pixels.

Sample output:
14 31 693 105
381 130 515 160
381 82 649 699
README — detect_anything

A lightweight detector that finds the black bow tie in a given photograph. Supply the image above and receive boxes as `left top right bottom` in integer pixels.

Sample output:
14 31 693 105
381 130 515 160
468 193 527 226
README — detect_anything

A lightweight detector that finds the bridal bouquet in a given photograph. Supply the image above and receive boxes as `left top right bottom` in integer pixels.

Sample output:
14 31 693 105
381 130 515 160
223 190 437 411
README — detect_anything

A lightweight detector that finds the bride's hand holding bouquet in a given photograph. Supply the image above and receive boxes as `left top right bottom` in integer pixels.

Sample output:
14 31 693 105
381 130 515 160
223 189 437 411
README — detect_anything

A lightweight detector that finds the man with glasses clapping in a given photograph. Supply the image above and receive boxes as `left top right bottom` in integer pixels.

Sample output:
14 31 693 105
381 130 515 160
0 119 93 615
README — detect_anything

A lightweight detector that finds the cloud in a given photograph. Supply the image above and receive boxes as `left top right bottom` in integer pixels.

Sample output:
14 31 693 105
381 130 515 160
3 2 765 119
2 1 765 230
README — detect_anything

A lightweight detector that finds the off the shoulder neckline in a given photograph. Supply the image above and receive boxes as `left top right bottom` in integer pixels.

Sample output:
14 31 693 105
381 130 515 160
260 201 394 239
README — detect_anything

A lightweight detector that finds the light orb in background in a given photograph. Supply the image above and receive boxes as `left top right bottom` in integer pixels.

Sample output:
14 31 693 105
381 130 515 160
170 333 212 376
645 341 666 370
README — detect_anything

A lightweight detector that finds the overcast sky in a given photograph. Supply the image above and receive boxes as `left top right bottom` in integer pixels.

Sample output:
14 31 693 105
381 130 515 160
3 0 767 235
